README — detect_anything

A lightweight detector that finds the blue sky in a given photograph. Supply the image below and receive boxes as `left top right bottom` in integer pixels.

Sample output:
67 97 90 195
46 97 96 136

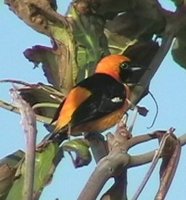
1 1 186 199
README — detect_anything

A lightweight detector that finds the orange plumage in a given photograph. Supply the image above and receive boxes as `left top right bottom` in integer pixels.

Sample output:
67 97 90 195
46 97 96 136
51 54 141 138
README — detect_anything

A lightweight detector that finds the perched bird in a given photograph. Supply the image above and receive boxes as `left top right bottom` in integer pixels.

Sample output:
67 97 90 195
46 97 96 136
50 54 142 139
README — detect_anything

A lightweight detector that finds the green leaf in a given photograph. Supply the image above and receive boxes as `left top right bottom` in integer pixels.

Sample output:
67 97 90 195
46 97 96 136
0 150 24 168
63 139 91 168
105 29 138 55
24 42 76 94
0 165 16 200
94 0 132 19
0 151 24 200
67 5 109 79
172 36 186 70
105 8 164 54
19 83 64 122
24 4 110 93
6 143 62 200
33 143 61 195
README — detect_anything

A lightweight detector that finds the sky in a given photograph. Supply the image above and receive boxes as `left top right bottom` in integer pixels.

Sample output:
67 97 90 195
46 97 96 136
1 0 186 199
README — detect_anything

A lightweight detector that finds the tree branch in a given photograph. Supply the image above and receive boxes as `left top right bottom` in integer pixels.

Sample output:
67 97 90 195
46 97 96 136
11 88 37 200
126 131 166 150
78 122 131 200
129 134 186 168
78 124 186 200
131 32 175 104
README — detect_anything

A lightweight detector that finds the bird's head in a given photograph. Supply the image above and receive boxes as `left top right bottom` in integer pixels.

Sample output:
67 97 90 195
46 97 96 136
95 54 142 84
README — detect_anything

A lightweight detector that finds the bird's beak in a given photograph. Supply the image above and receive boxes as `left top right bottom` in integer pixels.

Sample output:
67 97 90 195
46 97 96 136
130 66 143 72
124 65 144 84
119 63 144 84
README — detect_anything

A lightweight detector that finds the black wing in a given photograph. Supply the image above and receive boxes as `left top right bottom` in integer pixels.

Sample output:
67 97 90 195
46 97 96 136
71 74 126 127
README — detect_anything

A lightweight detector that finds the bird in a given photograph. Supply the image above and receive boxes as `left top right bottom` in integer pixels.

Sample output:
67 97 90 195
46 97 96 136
49 54 142 140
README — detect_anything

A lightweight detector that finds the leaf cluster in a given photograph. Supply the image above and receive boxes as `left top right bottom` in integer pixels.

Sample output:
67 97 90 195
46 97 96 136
1 0 186 199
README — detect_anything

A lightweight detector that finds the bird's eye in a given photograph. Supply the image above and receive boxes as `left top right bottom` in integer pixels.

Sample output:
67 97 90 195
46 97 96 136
120 62 130 69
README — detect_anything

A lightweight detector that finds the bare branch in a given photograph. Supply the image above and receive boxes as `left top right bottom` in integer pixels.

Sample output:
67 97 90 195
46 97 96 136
11 88 37 200
100 171 127 200
78 122 131 200
128 133 186 168
128 151 156 168
126 131 165 150
78 151 129 200
131 33 175 104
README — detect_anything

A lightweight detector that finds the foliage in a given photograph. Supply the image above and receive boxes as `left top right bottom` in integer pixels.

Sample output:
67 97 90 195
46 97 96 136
1 0 186 199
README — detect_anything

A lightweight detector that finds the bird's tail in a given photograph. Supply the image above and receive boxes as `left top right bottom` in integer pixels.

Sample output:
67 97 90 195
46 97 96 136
43 123 68 145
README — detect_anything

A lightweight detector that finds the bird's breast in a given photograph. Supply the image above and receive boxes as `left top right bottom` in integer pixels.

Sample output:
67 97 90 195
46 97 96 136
72 103 129 135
